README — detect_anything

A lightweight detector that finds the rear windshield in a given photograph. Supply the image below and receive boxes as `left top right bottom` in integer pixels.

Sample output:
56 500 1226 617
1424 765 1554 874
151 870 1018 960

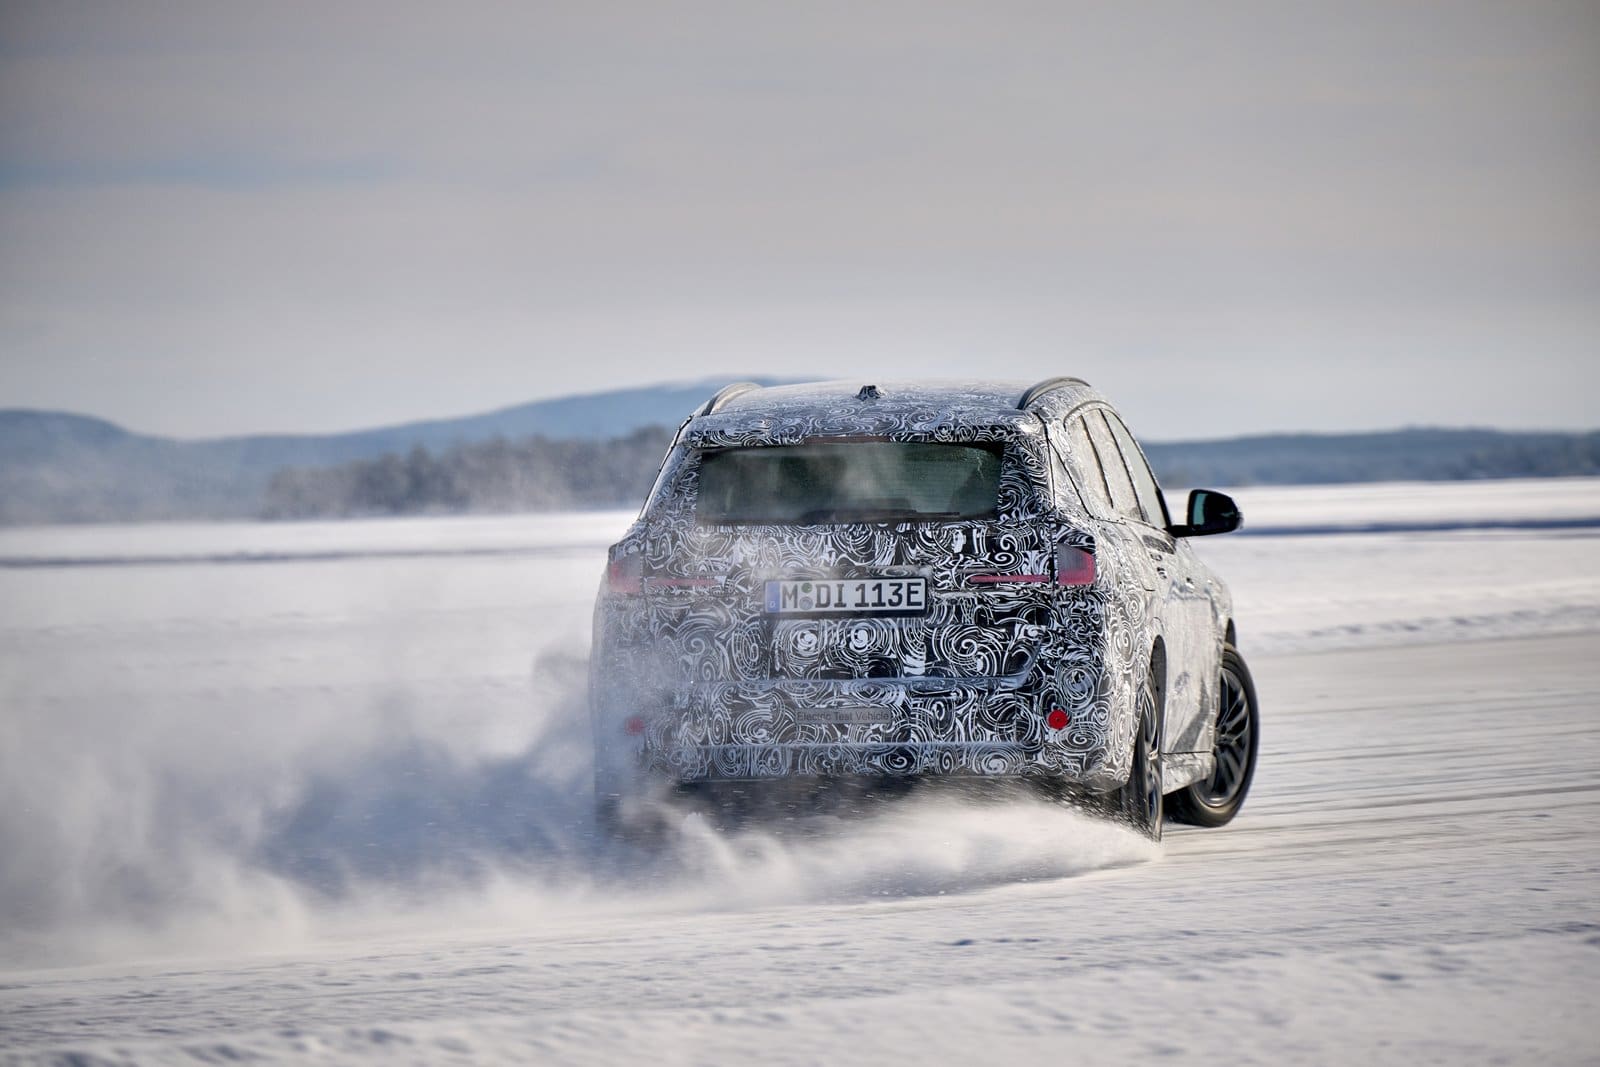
695 441 1003 524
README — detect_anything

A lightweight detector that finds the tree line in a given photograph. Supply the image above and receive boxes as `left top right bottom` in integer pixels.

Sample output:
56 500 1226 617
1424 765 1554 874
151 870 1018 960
260 425 1600 520
1144 428 1600 488
262 426 674 518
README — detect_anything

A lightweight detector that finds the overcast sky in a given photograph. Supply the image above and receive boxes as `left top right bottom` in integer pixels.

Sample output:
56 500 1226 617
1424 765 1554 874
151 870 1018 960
1 2 1596 440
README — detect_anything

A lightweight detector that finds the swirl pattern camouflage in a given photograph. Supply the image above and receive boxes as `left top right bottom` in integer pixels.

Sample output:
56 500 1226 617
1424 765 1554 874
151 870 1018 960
590 379 1252 834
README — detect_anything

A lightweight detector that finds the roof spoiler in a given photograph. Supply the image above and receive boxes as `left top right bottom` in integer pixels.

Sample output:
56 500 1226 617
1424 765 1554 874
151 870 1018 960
697 381 764 417
1017 376 1090 409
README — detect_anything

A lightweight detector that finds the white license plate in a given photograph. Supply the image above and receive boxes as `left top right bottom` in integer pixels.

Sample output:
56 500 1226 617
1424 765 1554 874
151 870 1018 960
764 577 927 615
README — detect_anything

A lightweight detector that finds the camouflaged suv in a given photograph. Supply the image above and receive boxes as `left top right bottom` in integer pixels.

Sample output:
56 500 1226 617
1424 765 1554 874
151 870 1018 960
589 378 1259 838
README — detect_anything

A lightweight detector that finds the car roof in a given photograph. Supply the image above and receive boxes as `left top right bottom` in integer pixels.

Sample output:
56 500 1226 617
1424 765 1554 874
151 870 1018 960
682 378 1104 447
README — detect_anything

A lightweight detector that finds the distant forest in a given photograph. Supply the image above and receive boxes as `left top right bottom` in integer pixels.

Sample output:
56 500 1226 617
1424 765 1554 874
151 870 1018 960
1144 428 1600 489
261 426 1600 520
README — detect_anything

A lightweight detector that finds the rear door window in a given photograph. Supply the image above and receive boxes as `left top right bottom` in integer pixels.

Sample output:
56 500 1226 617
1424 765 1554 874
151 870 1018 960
1104 412 1169 529
1083 411 1143 523
695 441 1003 524
1062 416 1114 518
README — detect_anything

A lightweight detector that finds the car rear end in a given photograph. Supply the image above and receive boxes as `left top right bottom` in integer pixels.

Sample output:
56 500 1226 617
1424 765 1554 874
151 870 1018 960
590 391 1124 812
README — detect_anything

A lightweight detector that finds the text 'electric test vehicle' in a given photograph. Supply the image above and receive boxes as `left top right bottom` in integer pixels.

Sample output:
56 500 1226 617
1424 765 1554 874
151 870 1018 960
589 378 1259 839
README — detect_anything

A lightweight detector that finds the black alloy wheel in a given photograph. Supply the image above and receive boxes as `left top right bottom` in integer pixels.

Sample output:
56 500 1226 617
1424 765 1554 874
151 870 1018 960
1169 645 1259 827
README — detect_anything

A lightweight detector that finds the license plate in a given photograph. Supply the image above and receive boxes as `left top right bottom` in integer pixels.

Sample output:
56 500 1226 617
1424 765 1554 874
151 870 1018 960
764 577 928 615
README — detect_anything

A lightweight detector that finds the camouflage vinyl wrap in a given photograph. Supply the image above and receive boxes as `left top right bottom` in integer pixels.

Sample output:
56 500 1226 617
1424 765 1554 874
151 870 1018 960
590 380 1170 796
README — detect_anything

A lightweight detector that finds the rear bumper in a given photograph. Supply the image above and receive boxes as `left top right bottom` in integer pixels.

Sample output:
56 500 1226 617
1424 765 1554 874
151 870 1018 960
643 740 1115 792
606 674 1123 793
590 590 1139 799
661 740 1037 778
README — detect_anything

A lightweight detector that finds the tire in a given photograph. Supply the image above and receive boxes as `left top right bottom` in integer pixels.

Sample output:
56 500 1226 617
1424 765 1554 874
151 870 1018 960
1169 644 1259 828
1117 668 1164 841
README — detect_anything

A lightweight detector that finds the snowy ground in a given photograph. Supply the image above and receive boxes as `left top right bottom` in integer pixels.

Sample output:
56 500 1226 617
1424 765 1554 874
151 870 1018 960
1 479 1597 1064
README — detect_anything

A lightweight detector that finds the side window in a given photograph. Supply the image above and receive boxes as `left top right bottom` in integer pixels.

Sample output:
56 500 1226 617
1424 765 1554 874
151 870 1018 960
1105 411 1169 529
1083 411 1142 524
1044 436 1078 513
1062 416 1114 518
643 444 691 518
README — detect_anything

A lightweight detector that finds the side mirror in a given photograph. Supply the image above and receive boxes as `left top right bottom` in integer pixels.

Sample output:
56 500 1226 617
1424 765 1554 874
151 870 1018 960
1171 489 1242 538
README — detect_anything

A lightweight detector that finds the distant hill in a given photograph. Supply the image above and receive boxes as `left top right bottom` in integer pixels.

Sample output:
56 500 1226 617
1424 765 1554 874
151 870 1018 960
1 383 1597 524
0 378 785 523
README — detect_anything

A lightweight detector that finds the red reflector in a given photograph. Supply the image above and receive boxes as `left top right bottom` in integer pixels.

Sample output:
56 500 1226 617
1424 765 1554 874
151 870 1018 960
1047 708 1070 730
623 715 646 736
1055 546 1095 586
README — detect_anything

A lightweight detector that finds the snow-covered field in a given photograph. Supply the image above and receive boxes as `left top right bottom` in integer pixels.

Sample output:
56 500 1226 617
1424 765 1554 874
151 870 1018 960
1 479 1597 1064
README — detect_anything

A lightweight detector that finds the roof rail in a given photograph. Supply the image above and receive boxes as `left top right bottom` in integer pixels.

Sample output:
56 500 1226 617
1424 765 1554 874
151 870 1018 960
697 381 764 416
1016 376 1090 409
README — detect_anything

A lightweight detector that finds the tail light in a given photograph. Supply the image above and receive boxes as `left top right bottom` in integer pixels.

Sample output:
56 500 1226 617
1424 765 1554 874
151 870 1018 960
1055 544 1095 586
965 542 1095 587
607 553 644 595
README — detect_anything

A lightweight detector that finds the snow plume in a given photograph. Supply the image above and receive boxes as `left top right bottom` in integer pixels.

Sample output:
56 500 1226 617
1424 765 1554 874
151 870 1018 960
659 795 1155 909
0 516 1156 970
0 648 1151 970
0 639 589 966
